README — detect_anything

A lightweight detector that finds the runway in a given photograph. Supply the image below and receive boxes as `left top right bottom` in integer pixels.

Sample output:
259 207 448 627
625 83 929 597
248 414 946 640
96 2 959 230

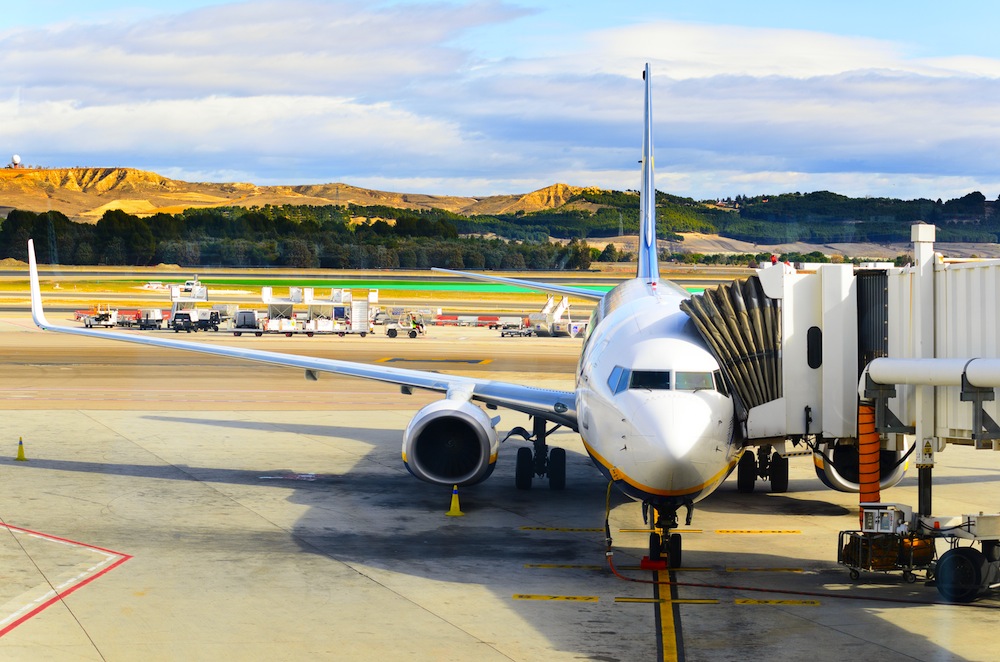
1 315 999 661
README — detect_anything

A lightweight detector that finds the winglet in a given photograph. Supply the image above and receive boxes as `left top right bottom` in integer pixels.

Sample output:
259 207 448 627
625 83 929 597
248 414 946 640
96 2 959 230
28 240 52 329
637 62 660 283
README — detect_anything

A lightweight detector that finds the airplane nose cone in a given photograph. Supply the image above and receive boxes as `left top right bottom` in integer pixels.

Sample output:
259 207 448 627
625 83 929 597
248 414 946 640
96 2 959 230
624 393 725 490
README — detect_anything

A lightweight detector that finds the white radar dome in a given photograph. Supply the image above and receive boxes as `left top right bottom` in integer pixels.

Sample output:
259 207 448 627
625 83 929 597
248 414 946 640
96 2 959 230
11 154 21 165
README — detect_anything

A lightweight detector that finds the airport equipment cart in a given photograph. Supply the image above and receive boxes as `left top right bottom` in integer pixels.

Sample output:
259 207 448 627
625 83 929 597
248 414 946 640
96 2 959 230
838 503 936 582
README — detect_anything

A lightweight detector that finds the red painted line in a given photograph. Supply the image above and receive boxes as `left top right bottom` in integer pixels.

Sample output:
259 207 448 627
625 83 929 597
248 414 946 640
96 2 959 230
0 523 131 639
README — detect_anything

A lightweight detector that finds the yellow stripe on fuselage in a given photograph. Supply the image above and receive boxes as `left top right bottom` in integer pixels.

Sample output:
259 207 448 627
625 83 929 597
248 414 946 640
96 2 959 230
582 438 737 498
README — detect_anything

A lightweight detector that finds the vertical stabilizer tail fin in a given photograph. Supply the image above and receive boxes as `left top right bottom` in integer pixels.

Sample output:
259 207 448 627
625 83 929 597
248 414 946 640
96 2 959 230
637 63 660 282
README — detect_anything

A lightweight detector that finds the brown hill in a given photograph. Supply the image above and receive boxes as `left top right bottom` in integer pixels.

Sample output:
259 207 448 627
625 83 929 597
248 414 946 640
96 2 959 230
0 167 582 222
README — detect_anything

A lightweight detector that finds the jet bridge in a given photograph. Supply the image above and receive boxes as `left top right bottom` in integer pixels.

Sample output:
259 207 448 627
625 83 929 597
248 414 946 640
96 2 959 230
681 256 886 494
683 223 1000 602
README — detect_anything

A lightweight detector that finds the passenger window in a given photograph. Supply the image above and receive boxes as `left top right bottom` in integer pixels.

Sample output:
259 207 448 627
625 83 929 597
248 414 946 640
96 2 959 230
675 371 714 391
629 370 671 390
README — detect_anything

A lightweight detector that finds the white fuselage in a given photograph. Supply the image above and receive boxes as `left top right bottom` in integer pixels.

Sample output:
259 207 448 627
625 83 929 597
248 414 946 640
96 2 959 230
575 278 738 507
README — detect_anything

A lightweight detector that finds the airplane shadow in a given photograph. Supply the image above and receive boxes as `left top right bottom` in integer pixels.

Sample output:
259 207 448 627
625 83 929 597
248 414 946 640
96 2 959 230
2 412 986 661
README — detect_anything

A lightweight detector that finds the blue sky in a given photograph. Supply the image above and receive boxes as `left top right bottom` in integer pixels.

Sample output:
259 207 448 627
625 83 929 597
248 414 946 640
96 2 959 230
2 1 1000 201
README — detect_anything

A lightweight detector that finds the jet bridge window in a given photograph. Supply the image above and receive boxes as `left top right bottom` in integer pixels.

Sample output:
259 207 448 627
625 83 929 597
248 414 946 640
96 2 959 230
629 370 671 390
675 371 715 391
607 365 631 394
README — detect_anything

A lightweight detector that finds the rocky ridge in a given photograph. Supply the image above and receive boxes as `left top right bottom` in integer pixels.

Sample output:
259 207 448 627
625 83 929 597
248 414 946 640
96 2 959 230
0 167 584 222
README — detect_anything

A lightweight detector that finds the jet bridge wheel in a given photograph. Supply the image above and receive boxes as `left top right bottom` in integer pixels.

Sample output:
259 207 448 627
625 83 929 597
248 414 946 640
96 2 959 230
737 451 756 493
936 547 988 603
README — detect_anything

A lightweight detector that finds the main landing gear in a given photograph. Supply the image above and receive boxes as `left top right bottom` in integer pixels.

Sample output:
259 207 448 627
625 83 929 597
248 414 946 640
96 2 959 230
737 446 789 494
644 503 693 569
506 416 566 490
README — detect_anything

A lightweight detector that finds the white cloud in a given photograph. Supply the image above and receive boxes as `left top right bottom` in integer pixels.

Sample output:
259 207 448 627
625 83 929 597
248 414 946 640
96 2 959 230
3 3 1000 201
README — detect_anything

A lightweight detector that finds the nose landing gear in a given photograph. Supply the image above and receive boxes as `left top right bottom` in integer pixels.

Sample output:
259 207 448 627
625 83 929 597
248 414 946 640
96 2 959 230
643 504 693 569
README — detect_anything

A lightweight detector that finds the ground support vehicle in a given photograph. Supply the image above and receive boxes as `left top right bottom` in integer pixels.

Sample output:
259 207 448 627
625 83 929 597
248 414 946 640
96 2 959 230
233 310 263 337
171 312 196 333
486 316 527 330
195 310 221 332
385 313 426 339
82 305 118 328
137 309 164 330
838 530 935 583
500 326 536 337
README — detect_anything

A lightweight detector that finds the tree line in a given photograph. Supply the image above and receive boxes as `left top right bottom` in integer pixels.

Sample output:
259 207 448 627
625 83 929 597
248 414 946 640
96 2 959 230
0 206 594 269
0 187 994 268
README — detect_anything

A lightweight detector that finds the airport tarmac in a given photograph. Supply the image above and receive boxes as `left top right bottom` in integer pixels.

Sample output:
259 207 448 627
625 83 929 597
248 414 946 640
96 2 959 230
1 314 999 661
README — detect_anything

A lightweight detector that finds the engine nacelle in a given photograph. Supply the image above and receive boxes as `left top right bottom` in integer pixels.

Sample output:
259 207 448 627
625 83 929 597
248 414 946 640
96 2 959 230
402 399 499 487
813 442 909 493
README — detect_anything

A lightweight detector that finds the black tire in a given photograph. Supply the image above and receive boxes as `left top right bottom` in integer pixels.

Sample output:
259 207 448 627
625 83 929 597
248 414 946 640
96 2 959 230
649 532 662 561
212 325 219 332
408 330 417 338
936 547 987 603
255 332 263 337
667 533 682 568
306 332 314 337
548 447 566 490
285 332 292 337
339 332 346 337
769 452 789 493
515 447 533 490
234 332 242 337
360 332 367 338
737 451 756 493
387 328 397 338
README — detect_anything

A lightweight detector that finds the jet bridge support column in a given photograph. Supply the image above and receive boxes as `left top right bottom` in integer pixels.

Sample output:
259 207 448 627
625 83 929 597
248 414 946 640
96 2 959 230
912 224 937 517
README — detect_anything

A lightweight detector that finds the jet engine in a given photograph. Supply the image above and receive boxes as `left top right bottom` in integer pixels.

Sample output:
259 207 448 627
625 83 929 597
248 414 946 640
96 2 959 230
402 399 499 487
813 442 908 492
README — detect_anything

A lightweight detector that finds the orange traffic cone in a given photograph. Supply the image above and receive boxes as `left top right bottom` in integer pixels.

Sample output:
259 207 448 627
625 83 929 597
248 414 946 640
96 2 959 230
446 484 464 517
15 437 27 461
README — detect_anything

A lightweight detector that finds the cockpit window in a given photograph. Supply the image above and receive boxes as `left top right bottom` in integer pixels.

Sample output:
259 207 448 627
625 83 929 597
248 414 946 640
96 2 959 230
607 366 631 394
629 370 671 390
675 371 714 391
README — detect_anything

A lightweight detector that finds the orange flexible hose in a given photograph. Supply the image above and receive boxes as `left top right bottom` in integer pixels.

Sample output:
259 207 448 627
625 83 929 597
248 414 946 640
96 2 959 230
858 403 881 522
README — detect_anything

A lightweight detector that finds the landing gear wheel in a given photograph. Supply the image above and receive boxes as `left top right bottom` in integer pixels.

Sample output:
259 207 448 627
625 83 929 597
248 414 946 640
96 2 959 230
737 451 756 493
769 452 789 493
547 447 566 490
515 447 533 490
936 547 987 603
667 533 682 568
648 532 662 561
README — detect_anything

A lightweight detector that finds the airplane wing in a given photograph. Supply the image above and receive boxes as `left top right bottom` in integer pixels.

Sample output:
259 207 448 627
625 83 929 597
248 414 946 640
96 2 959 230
27 241 578 428
431 267 606 301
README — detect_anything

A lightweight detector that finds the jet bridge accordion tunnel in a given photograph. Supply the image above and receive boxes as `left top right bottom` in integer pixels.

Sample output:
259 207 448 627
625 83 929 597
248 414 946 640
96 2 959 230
680 264 909 493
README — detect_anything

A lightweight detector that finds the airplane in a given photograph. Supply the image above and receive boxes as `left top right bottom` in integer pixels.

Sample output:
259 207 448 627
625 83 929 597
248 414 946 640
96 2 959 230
28 65 771 567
